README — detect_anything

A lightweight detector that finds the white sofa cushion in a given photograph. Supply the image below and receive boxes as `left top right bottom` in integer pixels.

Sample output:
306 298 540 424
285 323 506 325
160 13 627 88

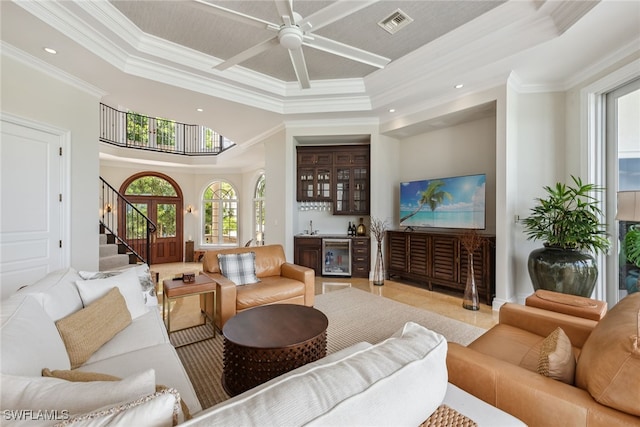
182 322 447 426
78 343 202 415
0 296 70 376
76 268 148 319
0 369 156 420
84 307 169 364
13 267 83 321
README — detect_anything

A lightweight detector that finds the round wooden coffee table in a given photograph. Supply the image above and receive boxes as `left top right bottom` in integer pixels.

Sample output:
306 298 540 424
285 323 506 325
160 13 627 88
222 304 328 396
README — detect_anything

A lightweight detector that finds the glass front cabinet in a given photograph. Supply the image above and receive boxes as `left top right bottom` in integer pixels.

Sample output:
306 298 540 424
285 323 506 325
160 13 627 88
296 145 370 215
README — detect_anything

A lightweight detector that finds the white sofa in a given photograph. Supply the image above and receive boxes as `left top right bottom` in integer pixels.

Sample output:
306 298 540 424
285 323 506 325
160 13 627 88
1 266 201 425
1 267 524 426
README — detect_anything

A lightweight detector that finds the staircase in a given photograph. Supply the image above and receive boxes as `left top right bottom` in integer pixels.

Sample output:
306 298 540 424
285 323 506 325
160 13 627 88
99 176 156 271
99 228 138 271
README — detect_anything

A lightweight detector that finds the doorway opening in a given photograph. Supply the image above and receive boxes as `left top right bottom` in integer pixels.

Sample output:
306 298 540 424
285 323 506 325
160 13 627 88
120 172 184 264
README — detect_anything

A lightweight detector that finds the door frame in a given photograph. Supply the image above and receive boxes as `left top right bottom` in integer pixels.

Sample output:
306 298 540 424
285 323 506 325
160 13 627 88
119 172 184 264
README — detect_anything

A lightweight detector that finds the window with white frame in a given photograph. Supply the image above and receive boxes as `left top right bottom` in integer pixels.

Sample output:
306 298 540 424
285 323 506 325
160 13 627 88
254 174 265 245
202 180 238 245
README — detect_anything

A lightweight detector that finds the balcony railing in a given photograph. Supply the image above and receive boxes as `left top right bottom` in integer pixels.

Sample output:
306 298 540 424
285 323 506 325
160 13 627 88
99 103 235 156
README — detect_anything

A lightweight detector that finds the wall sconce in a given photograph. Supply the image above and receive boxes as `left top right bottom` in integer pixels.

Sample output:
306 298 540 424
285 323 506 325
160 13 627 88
105 204 112 213
186 205 193 213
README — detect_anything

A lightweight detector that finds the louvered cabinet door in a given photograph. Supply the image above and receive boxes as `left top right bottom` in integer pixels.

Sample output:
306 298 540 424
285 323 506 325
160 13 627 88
407 233 429 277
384 230 495 305
431 235 458 283
387 231 408 274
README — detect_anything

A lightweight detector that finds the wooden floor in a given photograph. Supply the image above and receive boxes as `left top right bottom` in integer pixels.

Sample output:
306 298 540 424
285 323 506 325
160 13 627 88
152 262 499 332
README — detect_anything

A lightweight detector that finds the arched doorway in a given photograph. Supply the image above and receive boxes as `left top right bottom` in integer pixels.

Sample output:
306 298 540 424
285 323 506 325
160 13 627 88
120 172 183 264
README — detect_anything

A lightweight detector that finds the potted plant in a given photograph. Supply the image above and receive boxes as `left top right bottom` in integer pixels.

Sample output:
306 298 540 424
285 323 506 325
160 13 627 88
522 176 610 297
623 225 640 293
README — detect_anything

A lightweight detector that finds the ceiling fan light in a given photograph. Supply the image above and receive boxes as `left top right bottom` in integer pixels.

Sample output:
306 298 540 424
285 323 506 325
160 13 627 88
278 27 303 49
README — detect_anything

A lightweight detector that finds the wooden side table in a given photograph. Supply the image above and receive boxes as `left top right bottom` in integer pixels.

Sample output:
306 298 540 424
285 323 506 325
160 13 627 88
163 274 216 347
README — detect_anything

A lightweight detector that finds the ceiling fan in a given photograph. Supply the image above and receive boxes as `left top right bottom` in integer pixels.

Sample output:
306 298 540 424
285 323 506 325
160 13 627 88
192 0 391 89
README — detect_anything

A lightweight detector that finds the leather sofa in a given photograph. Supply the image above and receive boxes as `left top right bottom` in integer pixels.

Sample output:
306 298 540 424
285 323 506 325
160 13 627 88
447 291 640 426
201 244 315 329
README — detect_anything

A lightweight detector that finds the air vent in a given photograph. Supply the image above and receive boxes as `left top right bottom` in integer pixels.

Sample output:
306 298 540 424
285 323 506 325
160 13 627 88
378 9 414 34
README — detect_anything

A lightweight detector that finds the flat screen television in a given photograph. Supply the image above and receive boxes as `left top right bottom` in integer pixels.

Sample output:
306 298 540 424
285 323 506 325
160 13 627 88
399 173 486 230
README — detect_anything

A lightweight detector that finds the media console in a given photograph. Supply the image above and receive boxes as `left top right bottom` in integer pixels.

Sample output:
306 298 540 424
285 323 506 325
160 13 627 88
386 230 495 305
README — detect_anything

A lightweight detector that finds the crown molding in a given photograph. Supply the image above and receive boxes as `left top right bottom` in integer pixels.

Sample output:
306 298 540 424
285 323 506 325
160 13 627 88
1 41 106 98
564 40 640 91
366 1 552 110
25 0 374 116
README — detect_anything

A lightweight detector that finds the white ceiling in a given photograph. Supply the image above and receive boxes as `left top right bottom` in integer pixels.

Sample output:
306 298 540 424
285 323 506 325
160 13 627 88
1 0 639 171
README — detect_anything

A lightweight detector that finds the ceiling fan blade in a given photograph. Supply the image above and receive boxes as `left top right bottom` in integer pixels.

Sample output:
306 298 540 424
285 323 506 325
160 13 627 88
214 37 279 70
274 0 295 23
304 34 390 68
299 0 381 32
288 48 310 89
191 0 276 30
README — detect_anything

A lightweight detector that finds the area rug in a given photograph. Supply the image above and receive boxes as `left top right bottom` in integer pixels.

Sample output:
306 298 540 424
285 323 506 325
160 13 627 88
174 287 487 410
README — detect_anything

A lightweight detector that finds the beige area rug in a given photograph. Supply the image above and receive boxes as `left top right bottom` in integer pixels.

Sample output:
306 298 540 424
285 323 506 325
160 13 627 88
174 287 487 411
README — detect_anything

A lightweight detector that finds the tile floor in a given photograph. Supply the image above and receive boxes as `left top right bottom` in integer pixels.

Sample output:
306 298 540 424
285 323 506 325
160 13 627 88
152 262 499 332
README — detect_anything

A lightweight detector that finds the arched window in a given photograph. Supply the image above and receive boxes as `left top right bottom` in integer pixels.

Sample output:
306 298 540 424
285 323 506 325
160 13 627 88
203 181 238 246
254 174 266 245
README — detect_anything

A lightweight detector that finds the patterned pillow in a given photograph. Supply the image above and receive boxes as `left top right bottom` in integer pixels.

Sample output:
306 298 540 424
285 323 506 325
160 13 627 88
79 264 157 307
217 252 260 286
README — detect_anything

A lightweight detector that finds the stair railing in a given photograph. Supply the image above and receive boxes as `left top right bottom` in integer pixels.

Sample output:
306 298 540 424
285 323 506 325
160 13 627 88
100 177 157 265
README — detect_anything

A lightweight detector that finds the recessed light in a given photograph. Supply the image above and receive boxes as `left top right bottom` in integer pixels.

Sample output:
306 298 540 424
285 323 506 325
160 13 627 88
389 108 396 113
44 47 57 55
196 108 203 112
454 84 464 89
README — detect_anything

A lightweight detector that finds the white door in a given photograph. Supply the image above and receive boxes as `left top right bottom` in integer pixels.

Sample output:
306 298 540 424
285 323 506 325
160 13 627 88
0 114 69 299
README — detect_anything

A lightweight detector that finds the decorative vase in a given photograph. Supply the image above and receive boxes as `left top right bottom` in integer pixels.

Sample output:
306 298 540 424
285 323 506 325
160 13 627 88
527 246 598 297
462 252 479 310
356 218 366 236
373 241 385 286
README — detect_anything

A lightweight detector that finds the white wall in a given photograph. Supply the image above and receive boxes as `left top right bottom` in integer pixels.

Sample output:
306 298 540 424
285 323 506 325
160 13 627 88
512 91 567 301
397 115 497 235
1 54 100 272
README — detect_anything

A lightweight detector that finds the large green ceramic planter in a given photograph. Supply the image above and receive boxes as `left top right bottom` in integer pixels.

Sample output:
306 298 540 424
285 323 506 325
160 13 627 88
527 246 598 297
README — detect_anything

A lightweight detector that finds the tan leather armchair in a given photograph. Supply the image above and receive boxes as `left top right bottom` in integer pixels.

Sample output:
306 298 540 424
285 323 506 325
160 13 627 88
201 244 315 329
447 292 640 427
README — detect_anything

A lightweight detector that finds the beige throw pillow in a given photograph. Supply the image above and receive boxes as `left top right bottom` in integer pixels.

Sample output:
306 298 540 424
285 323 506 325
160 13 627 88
537 327 575 385
55 287 132 369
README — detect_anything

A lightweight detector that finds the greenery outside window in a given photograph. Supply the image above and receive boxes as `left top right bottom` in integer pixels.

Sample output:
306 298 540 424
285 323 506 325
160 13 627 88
203 181 238 245
126 111 176 147
254 174 265 245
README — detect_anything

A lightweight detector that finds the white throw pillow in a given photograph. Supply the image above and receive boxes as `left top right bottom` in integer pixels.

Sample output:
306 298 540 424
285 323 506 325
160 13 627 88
59 388 179 427
79 264 157 307
76 268 148 319
0 369 156 416
0 296 71 376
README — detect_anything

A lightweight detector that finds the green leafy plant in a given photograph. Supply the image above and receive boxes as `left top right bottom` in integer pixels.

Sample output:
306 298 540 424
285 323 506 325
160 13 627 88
522 176 610 254
624 226 640 267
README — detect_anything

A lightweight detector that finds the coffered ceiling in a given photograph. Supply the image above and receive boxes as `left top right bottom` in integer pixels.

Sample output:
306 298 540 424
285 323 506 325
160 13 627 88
1 1 639 170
